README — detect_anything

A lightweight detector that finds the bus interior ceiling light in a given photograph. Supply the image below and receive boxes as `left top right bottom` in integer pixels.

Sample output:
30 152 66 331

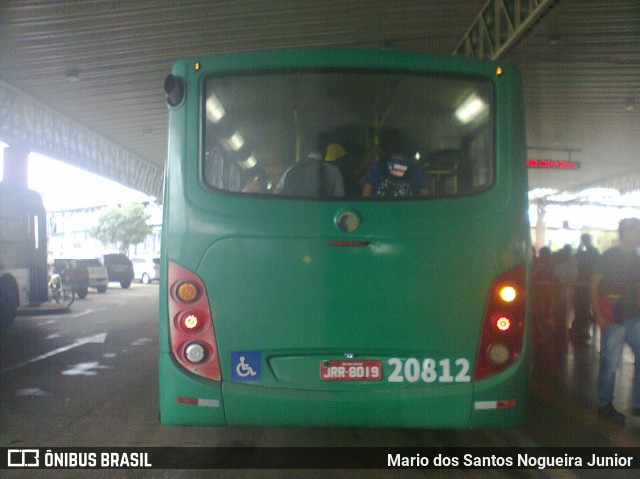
239 155 257 170
224 132 244 151
455 93 486 124
206 94 226 123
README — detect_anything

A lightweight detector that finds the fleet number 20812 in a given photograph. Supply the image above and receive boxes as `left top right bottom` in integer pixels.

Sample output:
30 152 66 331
387 357 471 383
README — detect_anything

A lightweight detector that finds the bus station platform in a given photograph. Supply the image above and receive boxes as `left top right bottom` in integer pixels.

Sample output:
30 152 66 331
531 317 640 441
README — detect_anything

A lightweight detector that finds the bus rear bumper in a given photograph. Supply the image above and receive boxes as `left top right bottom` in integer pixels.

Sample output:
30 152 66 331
222 382 475 428
160 355 527 428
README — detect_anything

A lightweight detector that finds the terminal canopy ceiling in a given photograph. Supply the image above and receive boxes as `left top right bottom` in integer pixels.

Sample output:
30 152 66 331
0 0 638 201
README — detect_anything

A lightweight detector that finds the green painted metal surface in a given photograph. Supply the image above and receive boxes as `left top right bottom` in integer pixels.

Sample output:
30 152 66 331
159 48 529 427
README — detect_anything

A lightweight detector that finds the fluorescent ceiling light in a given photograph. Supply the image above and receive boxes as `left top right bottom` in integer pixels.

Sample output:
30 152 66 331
206 94 226 123
239 155 257 170
223 132 244 151
455 93 487 124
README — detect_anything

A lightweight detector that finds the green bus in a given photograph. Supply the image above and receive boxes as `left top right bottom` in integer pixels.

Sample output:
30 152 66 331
159 49 530 428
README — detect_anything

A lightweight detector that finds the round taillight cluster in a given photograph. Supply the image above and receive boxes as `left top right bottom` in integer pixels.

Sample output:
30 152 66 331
475 264 526 381
167 261 221 380
486 286 519 366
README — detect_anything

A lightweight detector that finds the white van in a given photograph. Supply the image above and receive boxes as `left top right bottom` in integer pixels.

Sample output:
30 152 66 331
76 258 109 293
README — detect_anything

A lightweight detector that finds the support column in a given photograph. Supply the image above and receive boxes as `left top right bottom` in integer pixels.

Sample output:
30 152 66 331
535 201 547 252
2 145 29 187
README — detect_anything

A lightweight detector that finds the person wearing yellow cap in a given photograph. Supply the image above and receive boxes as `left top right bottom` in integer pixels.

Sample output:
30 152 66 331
325 143 347 163
276 149 344 197
325 143 360 196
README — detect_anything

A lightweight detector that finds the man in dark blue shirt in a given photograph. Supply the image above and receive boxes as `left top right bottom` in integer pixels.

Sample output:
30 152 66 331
362 155 429 198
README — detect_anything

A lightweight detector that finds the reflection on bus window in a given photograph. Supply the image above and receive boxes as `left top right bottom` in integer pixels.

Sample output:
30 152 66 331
202 71 493 199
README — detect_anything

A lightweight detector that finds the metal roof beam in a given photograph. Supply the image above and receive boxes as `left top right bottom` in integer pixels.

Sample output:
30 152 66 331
454 0 559 60
0 79 163 200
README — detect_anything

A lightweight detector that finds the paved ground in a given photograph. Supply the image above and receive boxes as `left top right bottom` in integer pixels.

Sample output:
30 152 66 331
1 283 639 478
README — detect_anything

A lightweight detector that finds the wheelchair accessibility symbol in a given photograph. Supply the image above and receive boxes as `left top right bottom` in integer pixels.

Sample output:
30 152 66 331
236 356 257 377
231 351 261 381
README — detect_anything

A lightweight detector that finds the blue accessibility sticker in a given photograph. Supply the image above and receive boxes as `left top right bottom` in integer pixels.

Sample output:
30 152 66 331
230 351 261 381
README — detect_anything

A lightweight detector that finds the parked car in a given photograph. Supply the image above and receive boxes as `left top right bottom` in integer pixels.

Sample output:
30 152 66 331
102 254 134 289
76 258 109 293
52 259 89 299
131 256 160 284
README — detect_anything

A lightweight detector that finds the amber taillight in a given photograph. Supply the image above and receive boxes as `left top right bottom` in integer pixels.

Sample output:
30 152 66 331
474 263 526 380
167 261 221 380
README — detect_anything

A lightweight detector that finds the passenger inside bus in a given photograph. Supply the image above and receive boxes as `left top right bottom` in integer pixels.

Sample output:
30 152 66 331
362 154 430 198
275 150 345 197
323 143 362 197
242 167 269 194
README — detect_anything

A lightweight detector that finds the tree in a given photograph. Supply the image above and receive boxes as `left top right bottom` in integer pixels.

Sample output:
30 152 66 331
90 203 153 254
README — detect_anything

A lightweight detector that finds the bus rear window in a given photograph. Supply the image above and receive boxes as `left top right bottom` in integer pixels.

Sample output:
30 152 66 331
202 70 493 199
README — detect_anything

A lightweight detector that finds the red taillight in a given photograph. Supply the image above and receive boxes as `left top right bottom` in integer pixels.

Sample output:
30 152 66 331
179 311 204 332
475 263 526 380
494 315 512 332
167 261 221 380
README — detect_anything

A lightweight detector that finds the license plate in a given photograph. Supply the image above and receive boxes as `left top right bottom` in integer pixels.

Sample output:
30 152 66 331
320 359 382 381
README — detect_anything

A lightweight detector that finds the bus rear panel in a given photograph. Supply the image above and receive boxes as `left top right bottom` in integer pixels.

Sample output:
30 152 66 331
0 182 48 331
159 49 530 428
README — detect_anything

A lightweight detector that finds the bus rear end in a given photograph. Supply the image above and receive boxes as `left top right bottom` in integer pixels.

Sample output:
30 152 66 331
0 182 48 331
159 49 530 428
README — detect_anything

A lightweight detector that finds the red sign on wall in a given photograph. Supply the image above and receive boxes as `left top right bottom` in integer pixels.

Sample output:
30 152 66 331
526 159 580 169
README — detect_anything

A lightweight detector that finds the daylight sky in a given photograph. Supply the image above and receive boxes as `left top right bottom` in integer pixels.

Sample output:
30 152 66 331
0 142 153 211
